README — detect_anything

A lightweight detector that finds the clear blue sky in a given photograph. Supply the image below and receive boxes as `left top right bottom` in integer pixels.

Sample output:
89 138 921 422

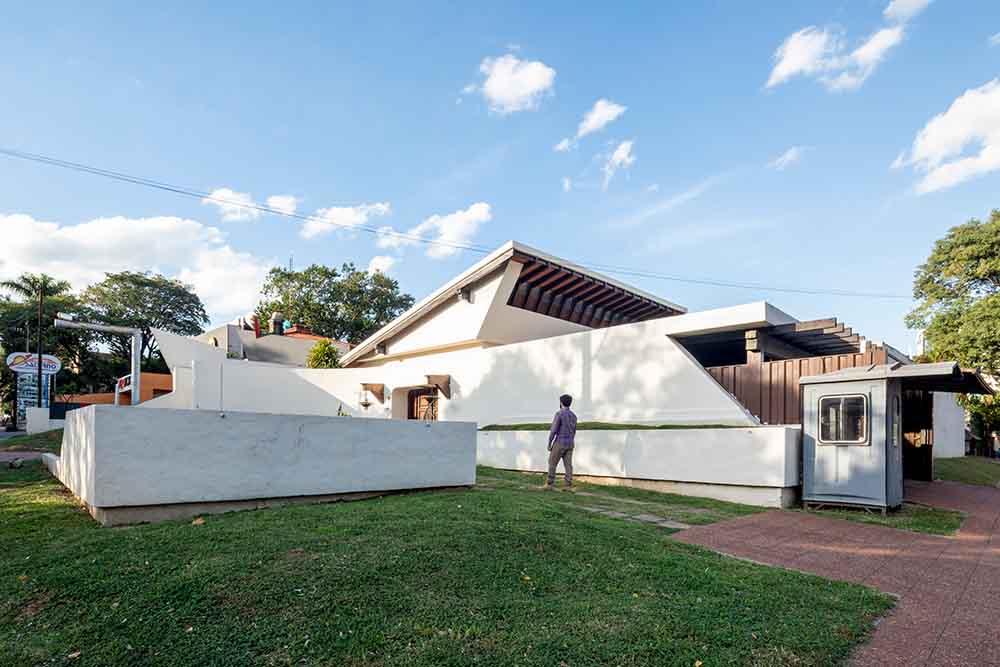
1 1 998 352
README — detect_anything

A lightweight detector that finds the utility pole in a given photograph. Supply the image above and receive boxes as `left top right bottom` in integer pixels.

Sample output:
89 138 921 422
36 285 44 408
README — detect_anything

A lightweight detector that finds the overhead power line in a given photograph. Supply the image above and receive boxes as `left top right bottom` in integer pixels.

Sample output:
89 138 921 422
0 147 911 300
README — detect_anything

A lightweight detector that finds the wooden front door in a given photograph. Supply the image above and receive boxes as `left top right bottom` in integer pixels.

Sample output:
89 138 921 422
407 388 438 421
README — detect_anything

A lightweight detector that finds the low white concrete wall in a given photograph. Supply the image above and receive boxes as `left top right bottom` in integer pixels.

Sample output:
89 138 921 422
26 407 65 435
52 405 476 512
932 392 966 458
478 426 801 507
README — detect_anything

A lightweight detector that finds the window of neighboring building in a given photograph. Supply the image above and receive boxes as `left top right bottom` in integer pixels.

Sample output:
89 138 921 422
818 394 868 444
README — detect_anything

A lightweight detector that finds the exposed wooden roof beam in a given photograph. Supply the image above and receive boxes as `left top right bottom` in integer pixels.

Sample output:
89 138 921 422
533 269 574 291
524 265 561 286
524 286 543 311
510 283 530 308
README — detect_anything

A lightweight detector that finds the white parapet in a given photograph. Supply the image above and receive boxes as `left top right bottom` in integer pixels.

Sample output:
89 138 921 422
478 426 802 508
51 405 477 525
26 407 65 435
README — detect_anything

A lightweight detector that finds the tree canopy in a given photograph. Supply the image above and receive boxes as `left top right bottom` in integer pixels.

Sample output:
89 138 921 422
907 210 1000 431
0 274 91 417
255 263 414 344
906 210 1000 373
81 272 209 368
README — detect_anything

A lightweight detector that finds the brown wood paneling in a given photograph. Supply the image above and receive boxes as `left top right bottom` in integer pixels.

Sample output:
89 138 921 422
706 346 888 425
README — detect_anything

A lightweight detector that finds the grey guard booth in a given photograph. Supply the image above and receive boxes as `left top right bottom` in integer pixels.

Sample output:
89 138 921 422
799 362 992 510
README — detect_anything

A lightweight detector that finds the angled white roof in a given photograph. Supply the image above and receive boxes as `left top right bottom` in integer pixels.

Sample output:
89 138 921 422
340 240 686 366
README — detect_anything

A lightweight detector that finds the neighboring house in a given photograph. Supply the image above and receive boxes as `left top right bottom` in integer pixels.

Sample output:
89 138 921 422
197 316 350 367
150 240 968 457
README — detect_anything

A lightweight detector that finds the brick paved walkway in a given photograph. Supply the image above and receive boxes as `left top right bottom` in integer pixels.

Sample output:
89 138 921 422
674 481 1000 666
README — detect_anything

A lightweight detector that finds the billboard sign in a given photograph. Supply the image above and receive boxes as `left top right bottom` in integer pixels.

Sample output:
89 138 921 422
6 352 62 376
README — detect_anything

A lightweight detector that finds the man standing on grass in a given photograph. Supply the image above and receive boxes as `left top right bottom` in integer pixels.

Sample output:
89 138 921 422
545 394 577 491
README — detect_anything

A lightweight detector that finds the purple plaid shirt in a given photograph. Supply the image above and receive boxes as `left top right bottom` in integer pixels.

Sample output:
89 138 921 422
548 407 578 448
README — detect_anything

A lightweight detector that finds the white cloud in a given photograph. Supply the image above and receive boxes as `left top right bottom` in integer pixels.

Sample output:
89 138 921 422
769 146 806 170
367 255 396 274
990 32 1000 47
646 184 660 192
884 0 931 23
202 187 260 222
766 26 840 88
300 202 391 239
766 21 905 92
477 54 556 114
265 194 299 216
894 78 1000 194
561 177 572 192
602 140 636 190
0 213 272 322
617 176 716 227
555 98 627 151
826 27 904 91
578 99 627 137
376 203 492 259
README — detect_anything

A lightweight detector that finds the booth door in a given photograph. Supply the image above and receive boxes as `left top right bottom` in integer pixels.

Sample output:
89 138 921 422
902 390 934 481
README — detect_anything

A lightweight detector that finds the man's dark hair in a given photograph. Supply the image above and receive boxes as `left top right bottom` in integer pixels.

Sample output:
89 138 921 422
560 394 573 408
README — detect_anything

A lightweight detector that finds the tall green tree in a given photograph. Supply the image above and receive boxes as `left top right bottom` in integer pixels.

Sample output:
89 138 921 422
81 272 209 369
0 273 82 420
255 263 414 344
907 209 1000 431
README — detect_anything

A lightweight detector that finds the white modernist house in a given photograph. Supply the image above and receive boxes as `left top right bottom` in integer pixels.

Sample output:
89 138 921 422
116 240 966 508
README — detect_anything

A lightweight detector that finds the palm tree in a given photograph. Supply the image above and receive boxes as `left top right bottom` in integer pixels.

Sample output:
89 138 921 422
0 273 71 409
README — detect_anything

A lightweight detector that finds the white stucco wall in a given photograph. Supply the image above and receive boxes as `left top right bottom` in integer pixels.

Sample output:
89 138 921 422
477 426 800 507
377 268 507 357
52 405 476 509
26 407 65 434
147 321 757 426
932 392 966 458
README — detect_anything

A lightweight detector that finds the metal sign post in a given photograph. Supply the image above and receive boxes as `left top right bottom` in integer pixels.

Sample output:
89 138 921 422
53 319 143 406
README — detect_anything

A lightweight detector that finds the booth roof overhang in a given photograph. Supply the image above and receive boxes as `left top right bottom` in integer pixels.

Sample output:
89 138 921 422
799 361 994 395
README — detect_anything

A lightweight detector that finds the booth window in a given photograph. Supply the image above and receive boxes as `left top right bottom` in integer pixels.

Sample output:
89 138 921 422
818 395 868 444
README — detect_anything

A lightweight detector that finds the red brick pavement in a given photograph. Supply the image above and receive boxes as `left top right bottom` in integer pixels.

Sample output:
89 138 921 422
674 481 1000 666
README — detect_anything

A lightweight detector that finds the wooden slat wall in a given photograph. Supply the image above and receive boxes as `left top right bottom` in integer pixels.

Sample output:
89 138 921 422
707 347 889 425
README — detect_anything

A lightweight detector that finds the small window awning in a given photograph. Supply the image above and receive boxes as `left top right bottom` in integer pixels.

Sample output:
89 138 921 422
360 383 385 403
799 362 994 395
425 374 451 399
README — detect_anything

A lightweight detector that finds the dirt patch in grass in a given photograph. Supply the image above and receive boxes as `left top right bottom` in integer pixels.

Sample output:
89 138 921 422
16 591 53 622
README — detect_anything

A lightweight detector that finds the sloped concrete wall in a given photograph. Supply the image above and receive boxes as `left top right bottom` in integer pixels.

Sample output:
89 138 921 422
477 426 801 507
52 405 476 514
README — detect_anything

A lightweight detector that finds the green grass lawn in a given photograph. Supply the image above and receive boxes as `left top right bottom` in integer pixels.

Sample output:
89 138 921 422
480 422 741 431
0 463 893 666
806 503 964 536
0 429 63 453
934 456 1000 487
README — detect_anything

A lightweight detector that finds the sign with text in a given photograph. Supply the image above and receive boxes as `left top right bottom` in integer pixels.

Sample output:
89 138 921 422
6 352 62 376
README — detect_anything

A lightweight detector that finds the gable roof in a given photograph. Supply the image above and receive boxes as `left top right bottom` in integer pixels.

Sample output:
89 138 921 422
340 241 686 366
